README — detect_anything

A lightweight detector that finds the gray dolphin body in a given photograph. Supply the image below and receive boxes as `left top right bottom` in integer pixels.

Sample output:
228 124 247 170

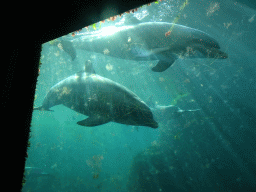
34 62 158 128
151 105 201 122
146 96 200 122
60 22 228 72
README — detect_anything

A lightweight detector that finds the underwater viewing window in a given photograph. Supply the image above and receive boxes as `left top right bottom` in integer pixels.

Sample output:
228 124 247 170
23 0 256 191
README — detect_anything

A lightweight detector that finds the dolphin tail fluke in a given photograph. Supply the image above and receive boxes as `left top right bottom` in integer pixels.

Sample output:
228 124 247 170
77 116 111 127
151 58 176 72
60 40 77 61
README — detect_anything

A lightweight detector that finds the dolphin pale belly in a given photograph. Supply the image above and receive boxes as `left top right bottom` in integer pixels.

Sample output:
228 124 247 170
34 61 158 128
60 22 228 72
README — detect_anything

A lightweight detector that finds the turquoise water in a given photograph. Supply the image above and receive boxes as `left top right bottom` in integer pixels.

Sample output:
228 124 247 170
24 0 256 191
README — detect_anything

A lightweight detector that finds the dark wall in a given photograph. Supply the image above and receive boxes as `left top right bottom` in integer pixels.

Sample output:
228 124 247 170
5 0 256 191
4 0 154 191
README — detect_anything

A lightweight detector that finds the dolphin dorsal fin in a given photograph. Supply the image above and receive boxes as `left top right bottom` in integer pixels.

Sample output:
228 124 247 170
76 60 96 75
84 60 96 74
124 15 142 25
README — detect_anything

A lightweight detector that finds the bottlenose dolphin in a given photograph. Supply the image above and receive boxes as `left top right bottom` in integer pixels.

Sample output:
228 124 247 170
34 61 158 128
59 22 228 72
146 96 200 122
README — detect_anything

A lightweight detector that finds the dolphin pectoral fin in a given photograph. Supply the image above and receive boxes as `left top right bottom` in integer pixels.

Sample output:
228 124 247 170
151 58 176 72
60 40 76 61
77 116 111 127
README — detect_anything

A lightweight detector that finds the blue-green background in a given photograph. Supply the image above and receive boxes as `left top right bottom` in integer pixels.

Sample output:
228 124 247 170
24 0 256 191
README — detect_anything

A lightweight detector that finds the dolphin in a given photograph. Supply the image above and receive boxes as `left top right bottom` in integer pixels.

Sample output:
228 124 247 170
25 167 49 178
34 61 158 128
152 105 201 120
59 22 228 72
146 96 200 122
